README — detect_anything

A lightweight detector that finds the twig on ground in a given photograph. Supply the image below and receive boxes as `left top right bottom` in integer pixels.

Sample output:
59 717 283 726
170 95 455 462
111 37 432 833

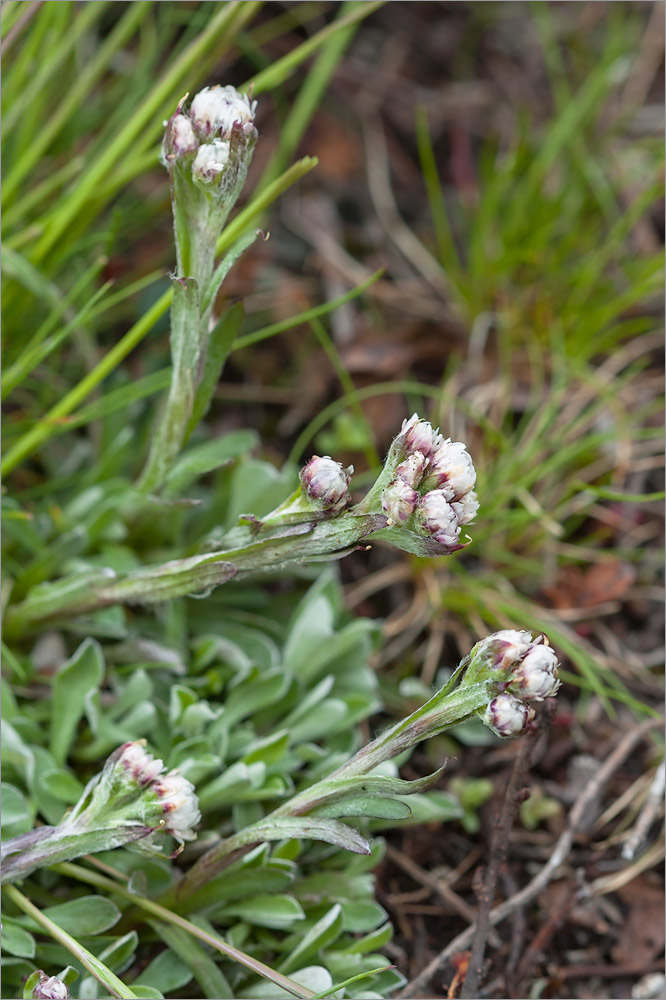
514 879 582 983
397 716 663 999
500 867 526 990
621 760 665 861
459 704 550 998
384 842 496 939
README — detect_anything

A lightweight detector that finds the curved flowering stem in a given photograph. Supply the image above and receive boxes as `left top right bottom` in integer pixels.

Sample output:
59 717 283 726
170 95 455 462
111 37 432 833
138 85 260 495
1 742 200 884
175 630 561 900
4 415 481 638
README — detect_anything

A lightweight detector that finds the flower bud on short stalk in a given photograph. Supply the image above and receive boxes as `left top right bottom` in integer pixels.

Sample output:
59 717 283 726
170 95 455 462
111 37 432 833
510 644 561 701
482 692 536 738
300 456 352 511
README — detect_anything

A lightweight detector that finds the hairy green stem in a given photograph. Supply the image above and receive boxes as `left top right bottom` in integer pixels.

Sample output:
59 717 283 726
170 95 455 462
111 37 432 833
3 512 386 638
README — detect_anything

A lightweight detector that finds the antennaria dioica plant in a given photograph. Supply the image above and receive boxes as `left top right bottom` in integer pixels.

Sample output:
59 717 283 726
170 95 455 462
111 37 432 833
2 12 569 998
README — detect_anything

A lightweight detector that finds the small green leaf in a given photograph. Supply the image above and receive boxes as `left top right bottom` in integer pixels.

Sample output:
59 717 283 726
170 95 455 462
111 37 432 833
185 303 247 437
39 896 122 936
135 948 193 993
341 900 387 933
248 816 372 857
166 426 258 495
338 921 393 955
98 931 139 975
50 638 104 765
315 796 412 820
369 791 463 830
40 768 85 804
279 904 344 974
218 893 305 930
2 918 36 958
0 783 35 837
243 966 333 1000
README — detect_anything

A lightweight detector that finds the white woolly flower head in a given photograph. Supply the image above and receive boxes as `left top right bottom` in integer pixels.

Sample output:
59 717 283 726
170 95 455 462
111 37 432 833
118 741 165 786
300 456 352 511
192 139 231 181
163 113 198 159
483 692 535 738
400 413 443 457
395 450 428 488
451 490 479 526
416 489 461 548
423 439 476 499
190 84 257 139
511 643 561 701
152 772 201 844
30 974 69 1000
382 477 419 525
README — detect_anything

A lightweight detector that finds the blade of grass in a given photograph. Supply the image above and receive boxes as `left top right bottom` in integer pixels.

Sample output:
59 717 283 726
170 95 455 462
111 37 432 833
246 0 384 95
2 272 112 399
3 1 155 204
3 883 138 1000
53 862 316 1000
415 105 463 281
260 0 369 187
3 1 109 137
308 315 381 468
232 268 383 350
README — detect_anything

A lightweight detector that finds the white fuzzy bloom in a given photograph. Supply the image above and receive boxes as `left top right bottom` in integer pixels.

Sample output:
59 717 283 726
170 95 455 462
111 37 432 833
451 490 479 526
400 414 442 457
193 139 230 181
300 456 352 511
190 84 257 138
511 644 560 701
483 693 535 738
382 477 419 524
168 114 198 156
424 439 476 499
417 490 461 547
395 451 428 488
31 975 69 1000
474 629 535 671
118 742 165 786
153 772 201 843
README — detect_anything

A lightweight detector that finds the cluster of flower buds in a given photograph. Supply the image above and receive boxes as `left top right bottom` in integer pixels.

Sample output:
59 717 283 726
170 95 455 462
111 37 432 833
1 743 201 884
86 741 201 848
162 84 257 207
299 456 353 511
380 414 479 553
470 629 561 737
